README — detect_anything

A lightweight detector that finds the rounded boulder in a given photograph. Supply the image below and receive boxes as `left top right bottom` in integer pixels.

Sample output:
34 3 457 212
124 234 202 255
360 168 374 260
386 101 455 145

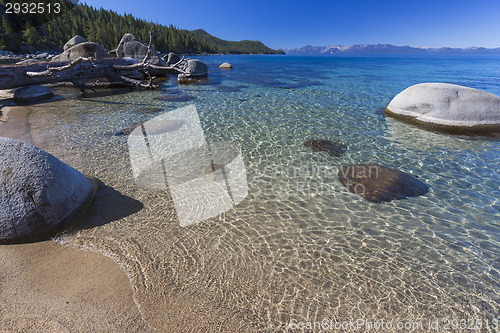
219 62 233 69
115 33 166 70
52 42 110 62
63 35 87 51
0 137 96 243
386 83 500 133
165 52 181 65
13 85 54 104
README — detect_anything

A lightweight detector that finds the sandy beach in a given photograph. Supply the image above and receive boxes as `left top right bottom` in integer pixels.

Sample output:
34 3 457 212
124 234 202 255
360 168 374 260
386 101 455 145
0 241 149 332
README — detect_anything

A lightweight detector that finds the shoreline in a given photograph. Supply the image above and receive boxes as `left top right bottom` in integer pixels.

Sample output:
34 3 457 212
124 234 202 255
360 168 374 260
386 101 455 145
0 100 252 332
0 95 151 331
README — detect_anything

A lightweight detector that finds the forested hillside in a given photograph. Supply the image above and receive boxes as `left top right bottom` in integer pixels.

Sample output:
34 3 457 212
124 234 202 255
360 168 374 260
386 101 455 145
0 0 283 54
191 29 282 54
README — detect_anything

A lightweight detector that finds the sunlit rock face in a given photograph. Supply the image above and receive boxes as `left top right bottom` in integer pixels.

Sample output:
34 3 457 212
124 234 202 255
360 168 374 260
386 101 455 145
63 35 87 51
386 83 500 133
52 42 110 62
115 33 167 69
0 137 95 243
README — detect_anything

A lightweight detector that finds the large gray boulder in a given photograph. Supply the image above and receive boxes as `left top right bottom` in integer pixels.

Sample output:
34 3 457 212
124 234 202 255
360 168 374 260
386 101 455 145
115 33 166 69
183 59 208 76
177 59 209 83
63 35 87 51
0 137 96 243
164 52 181 65
52 42 110 62
13 85 54 104
115 33 139 54
386 83 500 132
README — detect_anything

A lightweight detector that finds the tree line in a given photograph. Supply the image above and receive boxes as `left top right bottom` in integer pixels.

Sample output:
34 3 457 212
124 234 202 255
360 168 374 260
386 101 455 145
0 0 283 54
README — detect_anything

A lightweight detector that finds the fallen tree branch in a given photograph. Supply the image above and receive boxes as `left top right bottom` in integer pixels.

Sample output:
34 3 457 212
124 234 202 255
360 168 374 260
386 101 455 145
117 74 158 89
0 58 130 90
141 26 154 64
171 56 185 68
70 78 96 93
0 58 165 90
25 57 97 77
111 62 188 74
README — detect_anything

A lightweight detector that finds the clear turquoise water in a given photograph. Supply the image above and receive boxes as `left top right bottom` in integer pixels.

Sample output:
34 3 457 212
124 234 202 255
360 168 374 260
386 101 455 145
5 55 499 331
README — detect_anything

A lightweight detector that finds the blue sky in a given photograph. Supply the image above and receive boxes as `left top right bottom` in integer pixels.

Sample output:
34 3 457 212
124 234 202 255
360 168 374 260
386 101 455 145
81 0 500 49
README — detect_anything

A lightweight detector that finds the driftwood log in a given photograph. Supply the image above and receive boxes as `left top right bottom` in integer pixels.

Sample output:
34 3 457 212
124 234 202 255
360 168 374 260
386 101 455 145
0 28 189 91
0 56 189 90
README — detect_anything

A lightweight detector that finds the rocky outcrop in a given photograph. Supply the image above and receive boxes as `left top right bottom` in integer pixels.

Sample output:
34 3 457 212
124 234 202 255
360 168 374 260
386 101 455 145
338 164 428 203
0 138 96 243
52 42 110 62
13 85 54 104
115 34 139 55
63 35 87 51
386 83 500 133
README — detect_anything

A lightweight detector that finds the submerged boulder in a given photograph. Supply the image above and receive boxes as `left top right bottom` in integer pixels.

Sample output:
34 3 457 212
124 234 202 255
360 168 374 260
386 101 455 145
0 137 96 243
337 164 428 203
154 94 196 102
304 139 347 157
177 75 208 84
52 42 110 62
13 85 54 104
386 83 500 133
63 35 87 51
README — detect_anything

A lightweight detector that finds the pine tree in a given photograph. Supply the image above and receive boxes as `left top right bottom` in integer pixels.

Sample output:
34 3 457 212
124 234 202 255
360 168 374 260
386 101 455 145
0 2 283 54
2 16 15 36
23 23 39 46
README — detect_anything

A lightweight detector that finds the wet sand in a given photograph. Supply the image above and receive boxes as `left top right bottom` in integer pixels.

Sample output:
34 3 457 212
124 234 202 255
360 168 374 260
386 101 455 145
0 241 149 332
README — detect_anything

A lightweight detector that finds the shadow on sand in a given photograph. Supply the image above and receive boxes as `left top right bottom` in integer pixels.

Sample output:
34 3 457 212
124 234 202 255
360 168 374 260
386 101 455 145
72 180 144 231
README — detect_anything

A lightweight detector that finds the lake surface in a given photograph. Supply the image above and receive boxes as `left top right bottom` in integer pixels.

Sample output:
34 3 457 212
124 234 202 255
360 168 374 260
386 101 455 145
5 55 500 331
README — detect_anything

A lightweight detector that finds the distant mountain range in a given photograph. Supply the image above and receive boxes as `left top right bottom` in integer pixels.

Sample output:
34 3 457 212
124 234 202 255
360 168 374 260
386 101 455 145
282 44 500 55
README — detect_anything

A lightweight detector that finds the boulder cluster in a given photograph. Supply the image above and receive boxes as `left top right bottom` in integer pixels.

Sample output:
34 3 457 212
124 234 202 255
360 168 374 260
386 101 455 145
50 34 209 83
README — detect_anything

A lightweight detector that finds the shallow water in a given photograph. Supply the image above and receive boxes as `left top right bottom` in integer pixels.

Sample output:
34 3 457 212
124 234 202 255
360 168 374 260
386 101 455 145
2 55 500 331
